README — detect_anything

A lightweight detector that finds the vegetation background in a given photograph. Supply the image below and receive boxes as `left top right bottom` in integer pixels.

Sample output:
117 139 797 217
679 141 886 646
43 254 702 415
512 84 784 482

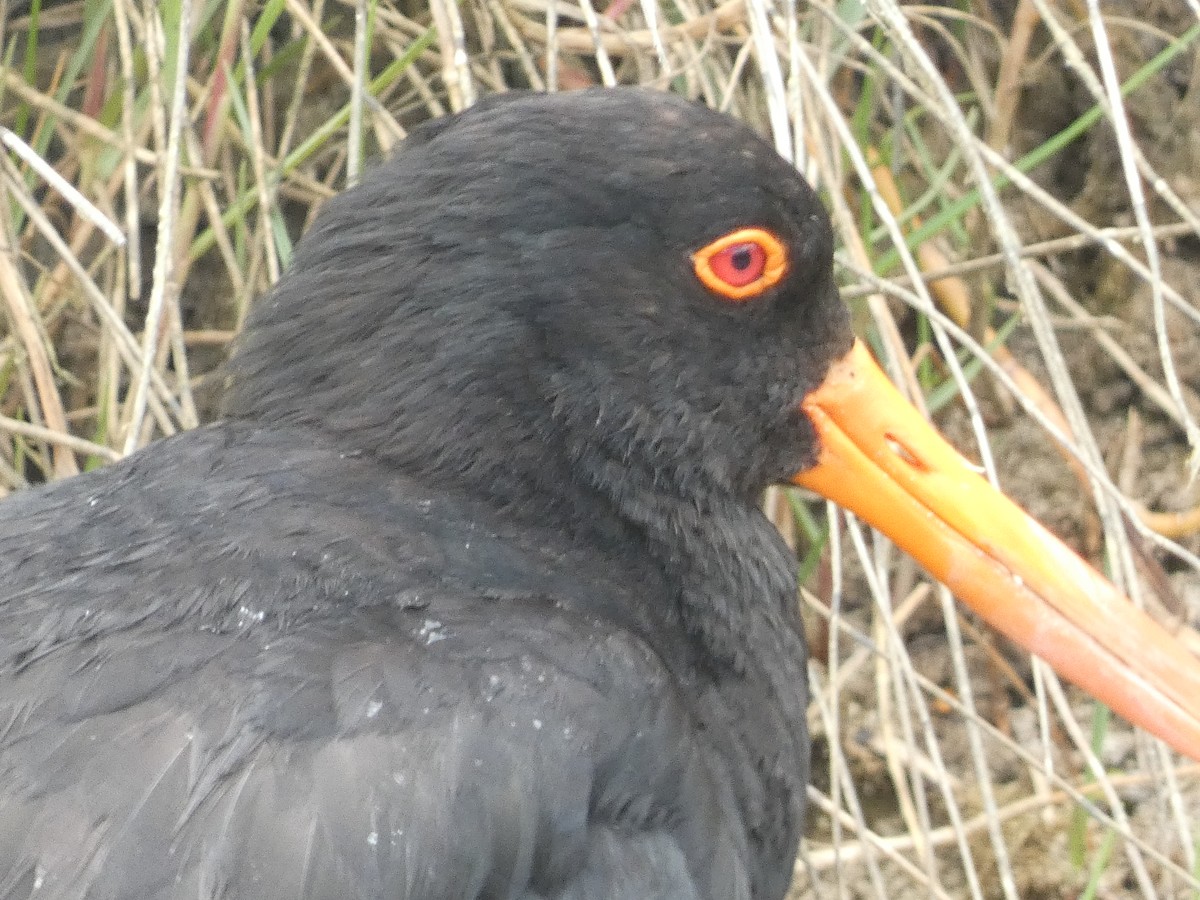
2 0 1199 896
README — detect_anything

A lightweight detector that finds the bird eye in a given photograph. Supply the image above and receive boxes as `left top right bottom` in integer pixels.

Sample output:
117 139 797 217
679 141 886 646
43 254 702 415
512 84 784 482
691 228 788 301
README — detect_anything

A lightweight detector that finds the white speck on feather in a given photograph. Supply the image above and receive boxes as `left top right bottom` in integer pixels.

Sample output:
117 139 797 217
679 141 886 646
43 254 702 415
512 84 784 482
483 673 501 702
366 700 383 719
367 831 378 846
418 618 447 644
236 605 265 628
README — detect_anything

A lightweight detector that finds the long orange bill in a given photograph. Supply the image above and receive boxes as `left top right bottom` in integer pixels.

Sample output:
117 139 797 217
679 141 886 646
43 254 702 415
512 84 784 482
793 340 1200 762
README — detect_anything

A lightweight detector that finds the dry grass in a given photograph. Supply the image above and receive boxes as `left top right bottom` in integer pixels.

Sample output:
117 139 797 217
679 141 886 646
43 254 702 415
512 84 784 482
2 0 1200 897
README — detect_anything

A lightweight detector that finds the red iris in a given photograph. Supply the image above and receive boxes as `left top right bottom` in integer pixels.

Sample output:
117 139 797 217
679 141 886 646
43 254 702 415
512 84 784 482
707 242 767 288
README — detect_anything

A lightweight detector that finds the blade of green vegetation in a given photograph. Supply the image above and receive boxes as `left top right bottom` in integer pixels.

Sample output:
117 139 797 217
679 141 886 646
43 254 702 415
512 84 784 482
874 23 1200 275
922 309 1022 416
248 0 289 58
1069 701 1114 869
14 0 41 138
789 489 829 586
1078 826 1118 900
189 25 437 263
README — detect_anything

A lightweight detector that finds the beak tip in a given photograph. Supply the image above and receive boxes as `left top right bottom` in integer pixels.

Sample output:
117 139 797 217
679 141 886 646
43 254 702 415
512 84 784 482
791 340 1200 765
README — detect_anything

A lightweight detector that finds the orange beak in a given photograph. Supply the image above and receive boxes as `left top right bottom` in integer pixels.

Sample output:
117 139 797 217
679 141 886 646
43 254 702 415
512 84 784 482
793 340 1200 762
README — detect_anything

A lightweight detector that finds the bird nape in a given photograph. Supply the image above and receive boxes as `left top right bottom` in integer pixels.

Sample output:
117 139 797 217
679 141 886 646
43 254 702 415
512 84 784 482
0 88 1197 900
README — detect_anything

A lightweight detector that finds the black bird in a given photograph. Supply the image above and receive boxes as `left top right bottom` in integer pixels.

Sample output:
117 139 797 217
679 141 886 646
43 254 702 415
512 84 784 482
2 89 1198 900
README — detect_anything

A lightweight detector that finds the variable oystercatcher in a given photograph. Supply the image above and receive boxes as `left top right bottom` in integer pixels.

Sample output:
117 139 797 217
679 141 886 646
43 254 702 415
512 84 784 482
1 89 1198 899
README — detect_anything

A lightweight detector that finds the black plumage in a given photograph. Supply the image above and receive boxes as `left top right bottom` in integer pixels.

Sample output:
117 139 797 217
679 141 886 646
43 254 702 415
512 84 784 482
0 89 851 899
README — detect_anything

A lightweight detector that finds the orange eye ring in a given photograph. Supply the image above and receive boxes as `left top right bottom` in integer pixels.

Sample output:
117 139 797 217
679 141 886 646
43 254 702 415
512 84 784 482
691 227 788 301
